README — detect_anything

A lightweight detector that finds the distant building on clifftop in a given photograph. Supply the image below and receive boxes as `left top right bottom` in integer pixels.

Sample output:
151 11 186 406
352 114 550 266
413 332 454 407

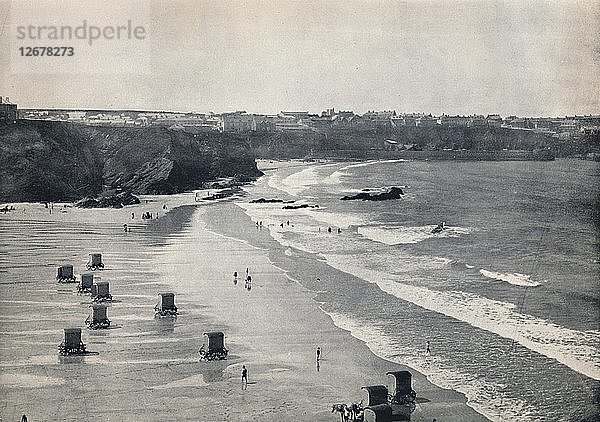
0 97 18 121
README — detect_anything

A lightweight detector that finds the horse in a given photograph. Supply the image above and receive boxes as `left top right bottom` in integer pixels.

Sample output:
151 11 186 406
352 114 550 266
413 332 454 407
332 402 363 422
331 404 351 422
347 401 364 421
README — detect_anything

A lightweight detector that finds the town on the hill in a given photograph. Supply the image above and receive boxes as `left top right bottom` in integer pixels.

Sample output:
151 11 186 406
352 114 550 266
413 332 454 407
2 98 598 143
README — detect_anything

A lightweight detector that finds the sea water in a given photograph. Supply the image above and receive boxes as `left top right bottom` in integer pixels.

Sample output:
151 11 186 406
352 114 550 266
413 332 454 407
237 159 600 421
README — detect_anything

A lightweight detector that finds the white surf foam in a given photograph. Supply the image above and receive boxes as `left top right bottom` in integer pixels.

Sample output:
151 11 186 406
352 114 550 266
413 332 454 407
358 225 471 245
279 166 321 196
324 311 539 422
339 159 407 173
479 269 543 287
323 254 600 381
301 209 367 230
266 163 332 197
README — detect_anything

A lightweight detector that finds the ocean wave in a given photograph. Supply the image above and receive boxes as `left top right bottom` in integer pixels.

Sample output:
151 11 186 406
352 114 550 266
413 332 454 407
358 225 471 245
266 163 338 197
479 269 543 287
266 172 288 195
323 311 539 422
338 159 407 173
325 170 350 186
279 166 321 196
326 159 406 185
322 253 600 381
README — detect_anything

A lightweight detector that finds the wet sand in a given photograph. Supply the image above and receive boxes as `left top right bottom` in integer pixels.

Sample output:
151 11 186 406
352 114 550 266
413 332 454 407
201 201 489 421
0 195 488 421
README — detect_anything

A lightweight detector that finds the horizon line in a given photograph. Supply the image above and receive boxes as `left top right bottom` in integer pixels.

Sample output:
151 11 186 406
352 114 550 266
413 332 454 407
15 106 600 120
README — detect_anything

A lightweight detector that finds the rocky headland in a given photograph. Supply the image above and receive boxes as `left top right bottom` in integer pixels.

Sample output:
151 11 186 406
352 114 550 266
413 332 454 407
0 120 263 203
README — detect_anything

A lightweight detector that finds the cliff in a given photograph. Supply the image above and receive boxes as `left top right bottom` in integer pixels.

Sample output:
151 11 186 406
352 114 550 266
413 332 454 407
0 120 104 202
0 121 262 202
245 126 558 159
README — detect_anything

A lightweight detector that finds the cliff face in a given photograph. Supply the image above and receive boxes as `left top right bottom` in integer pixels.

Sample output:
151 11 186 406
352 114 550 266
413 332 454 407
92 126 262 194
245 126 559 159
0 121 262 202
0 120 104 202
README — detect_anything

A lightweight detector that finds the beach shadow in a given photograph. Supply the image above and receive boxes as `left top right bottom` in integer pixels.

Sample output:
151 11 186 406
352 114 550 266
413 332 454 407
415 397 431 404
87 324 123 334
154 317 176 334
203 368 225 383
58 351 99 364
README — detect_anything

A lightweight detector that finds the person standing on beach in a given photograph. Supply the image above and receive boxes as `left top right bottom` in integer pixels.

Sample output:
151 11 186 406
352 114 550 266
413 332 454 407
241 365 248 389
316 347 321 361
426 340 431 355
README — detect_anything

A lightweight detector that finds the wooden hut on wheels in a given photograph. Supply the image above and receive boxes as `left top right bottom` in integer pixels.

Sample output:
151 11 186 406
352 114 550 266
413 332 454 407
363 404 393 422
387 370 416 417
86 303 111 329
78 273 94 293
59 328 87 355
91 280 112 302
56 265 76 283
358 371 417 421
86 253 104 270
155 292 178 317
198 331 228 361
361 385 389 407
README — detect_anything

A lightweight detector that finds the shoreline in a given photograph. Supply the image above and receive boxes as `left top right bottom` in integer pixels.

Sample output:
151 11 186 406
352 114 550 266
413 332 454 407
201 200 490 421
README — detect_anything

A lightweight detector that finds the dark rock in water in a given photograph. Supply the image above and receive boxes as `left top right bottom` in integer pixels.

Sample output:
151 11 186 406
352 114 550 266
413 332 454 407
282 203 319 209
341 186 404 201
431 222 446 234
250 198 295 204
75 191 140 208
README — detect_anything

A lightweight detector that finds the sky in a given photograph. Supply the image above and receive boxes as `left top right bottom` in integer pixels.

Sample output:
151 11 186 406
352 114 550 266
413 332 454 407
1 0 599 116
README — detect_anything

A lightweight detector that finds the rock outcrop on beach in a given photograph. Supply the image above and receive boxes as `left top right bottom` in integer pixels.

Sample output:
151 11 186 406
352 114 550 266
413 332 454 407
75 191 141 208
0 120 263 202
282 203 319 209
341 187 404 201
250 198 295 204
202 187 243 201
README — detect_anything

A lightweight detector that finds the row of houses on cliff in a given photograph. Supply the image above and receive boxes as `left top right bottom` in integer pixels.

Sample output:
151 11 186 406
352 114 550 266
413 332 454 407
12 101 600 140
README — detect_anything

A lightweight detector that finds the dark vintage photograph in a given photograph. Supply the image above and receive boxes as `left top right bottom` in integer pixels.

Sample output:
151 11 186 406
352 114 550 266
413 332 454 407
0 1 598 421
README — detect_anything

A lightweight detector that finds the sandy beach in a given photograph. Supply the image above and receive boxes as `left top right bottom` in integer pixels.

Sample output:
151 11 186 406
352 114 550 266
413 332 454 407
0 190 488 421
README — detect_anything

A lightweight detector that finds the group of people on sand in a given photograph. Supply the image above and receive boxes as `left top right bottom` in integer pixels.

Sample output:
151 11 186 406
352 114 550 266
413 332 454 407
233 268 252 291
1 205 15 214
140 211 156 220
129 204 169 223
317 226 341 234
